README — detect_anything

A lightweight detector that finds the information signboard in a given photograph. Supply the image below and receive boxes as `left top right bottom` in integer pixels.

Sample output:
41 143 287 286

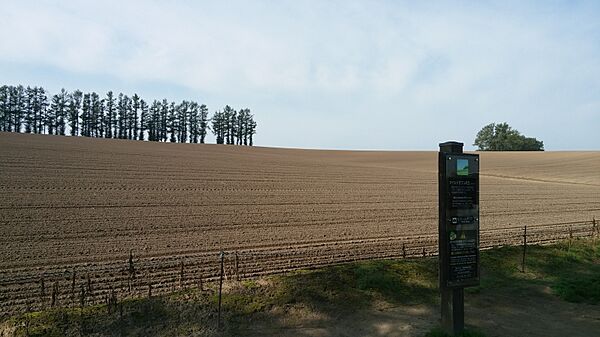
440 151 480 288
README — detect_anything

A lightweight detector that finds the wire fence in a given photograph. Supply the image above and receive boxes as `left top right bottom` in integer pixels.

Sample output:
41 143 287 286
0 218 598 318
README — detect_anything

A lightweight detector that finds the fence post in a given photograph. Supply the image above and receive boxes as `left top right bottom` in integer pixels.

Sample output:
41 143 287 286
235 252 239 281
521 226 527 273
568 225 573 250
25 306 31 337
71 270 76 307
217 251 225 330
79 284 86 308
86 273 92 299
402 243 406 258
107 287 113 314
128 250 135 293
593 217 597 242
180 261 184 289
422 247 426 257
51 282 58 307
40 277 46 309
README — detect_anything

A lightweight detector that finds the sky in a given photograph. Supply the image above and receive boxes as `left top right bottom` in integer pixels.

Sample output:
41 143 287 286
2 0 600 150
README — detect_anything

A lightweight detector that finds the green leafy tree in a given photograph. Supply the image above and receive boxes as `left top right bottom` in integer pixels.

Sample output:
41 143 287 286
9 85 26 133
2 83 258 146
90 92 102 137
139 99 148 141
474 122 543 151
237 108 252 145
167 101 178 143
34 87 48 134
49 89 68 135
130 94 140 140
54 89 69 135
24 86 36 133
117 94 128 139
148 100 161 141
221 105 235 144
177 100 189 143
23 86 47 134
228 109 237 145
211 109 226 144
160 99 169 142
199 104 209 143
80 93 91 137
248 116 257 146
68 90 82 136
125 96 133 140
188 101 199 143
105 91 116 138
0 85 8 131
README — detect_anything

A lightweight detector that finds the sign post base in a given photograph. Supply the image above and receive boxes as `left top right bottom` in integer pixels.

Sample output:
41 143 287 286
441 287 464 335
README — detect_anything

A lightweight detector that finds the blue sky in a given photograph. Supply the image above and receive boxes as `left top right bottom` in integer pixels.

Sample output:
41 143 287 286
2 0 599 150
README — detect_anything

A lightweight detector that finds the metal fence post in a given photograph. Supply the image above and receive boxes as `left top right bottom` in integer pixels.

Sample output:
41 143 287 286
568 225 573 250
521 226 527 273
235 252 239 281
217 251 225 330
179 261 185 289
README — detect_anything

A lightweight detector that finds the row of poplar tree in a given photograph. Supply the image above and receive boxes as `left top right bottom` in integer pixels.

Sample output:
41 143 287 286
0 84 257 145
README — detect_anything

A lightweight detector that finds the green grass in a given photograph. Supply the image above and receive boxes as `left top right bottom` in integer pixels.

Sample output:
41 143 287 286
273 258 438 311
468 239 600 304
525 240 600 303
6 291 217 337
3 239 599 336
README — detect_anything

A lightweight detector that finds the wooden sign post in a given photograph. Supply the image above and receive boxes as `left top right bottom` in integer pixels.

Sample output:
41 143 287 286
438 141 480 335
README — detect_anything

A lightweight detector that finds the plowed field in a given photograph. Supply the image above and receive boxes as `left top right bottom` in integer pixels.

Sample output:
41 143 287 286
1 132 599 316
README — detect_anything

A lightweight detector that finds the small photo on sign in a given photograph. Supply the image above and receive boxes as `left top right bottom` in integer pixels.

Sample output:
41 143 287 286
457 159 469 176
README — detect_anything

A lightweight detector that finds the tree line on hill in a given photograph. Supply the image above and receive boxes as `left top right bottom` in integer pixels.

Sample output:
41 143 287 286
474 122 544 151
0 84 257 145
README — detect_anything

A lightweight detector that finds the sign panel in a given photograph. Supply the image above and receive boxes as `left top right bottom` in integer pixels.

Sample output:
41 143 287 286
441 153 480 288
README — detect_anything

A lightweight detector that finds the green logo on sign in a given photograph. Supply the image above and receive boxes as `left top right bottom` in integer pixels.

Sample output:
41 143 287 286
457 159 469 176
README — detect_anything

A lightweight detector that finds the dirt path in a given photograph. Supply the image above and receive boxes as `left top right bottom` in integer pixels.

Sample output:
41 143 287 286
466 286 600 337
241 286 600 337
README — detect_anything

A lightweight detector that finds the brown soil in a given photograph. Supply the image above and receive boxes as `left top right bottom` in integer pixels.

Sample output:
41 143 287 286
1 132 599 316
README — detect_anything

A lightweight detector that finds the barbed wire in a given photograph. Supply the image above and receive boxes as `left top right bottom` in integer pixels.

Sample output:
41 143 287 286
1 218 597 317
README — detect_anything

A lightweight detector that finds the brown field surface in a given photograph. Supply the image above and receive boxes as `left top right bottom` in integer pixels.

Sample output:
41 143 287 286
1 132 599 316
